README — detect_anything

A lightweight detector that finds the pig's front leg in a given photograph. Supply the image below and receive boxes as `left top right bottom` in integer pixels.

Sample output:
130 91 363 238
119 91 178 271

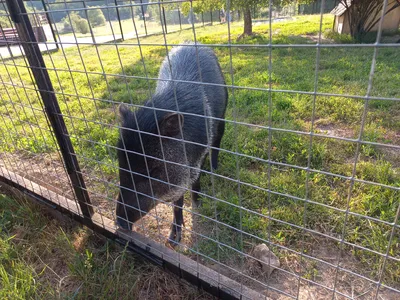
168 196 184 246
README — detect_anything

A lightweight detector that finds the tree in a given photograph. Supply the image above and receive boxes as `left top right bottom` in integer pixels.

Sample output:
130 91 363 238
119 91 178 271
337 0 400 41
181 0 222 14
241 0 314 36
62 12 89 34
181 0 312 38
87 7 106 27
50 0 82 23
229 0 267 37
0 9 12 28
76 18 90 34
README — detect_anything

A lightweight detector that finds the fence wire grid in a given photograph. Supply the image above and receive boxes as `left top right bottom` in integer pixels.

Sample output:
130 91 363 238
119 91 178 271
0 0 399 299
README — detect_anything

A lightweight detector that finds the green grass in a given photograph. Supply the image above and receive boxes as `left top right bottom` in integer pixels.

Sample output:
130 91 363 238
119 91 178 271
56 18 196 38
1 14 399 288
0 189 210 299
0 192 136 298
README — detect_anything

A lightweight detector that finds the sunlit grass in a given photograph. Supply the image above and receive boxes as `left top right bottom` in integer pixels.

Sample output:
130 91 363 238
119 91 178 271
0 14 399 286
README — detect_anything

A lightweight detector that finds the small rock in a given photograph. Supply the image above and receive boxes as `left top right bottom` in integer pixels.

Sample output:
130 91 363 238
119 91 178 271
252 243 280 276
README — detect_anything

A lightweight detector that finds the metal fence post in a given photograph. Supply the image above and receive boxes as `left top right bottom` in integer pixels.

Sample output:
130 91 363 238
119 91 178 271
5 0 94 219
162 5 167 34
178 7 182 30
114 0 124 41
139 0 148 36
40 0 58 50
81 0 95 44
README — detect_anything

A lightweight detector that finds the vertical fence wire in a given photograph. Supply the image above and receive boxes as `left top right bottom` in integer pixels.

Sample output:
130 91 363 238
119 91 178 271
265 1 274 298
6 0 94 218
331 0 391 298
0 0 399 299
0 1 50 195
0 1 78 213
225 0 244 295
296 0 326 298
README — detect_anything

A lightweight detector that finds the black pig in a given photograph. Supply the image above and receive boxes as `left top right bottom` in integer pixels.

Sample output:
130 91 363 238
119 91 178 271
116 42 228 245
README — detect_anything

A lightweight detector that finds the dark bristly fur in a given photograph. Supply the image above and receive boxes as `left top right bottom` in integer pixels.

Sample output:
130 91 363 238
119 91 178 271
116 42 228 245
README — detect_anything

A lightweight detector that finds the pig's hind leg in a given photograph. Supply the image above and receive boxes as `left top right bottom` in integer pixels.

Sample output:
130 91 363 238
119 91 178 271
191 176 201 208
211 120 225 170
168 196 184 246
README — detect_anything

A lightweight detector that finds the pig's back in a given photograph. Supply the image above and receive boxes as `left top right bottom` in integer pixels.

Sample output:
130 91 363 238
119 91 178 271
156 43 227 120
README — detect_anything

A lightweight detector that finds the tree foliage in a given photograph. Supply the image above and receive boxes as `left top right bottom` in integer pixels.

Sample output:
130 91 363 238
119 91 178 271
180 0 313 36
178 0 400 39
87 7 106 27
180 0 313 11
181 0 222 16
0 11 12 28
62 12 90 34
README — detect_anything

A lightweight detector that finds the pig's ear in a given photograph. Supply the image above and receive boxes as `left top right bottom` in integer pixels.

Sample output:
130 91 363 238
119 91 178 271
118 104 132 122
159 113 184 137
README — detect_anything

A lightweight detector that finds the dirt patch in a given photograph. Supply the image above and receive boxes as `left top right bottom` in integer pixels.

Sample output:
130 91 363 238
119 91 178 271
0 185 212 299
315 122 356 139
0 151 73 198
380 146 400 168
379 130 400 167
381 34 400 44
196 239 399 300
1 151 399 299
300 34 334 44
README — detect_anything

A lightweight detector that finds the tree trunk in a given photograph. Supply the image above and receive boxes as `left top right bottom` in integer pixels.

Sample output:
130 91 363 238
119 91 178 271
243 6 252 36
343 0 400 42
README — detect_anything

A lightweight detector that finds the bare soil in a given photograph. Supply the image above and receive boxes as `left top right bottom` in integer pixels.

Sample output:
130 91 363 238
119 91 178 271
0 183 213 300
1 151 399 299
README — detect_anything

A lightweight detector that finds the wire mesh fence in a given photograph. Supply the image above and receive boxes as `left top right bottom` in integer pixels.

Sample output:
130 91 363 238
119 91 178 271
1 0 399 299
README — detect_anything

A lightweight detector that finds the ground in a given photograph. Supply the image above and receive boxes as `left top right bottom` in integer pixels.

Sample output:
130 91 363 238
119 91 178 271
0 185 212 299
0 14 399 299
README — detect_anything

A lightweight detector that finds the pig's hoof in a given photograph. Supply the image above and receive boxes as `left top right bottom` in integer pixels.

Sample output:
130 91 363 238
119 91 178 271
168 225 182 247
191 194 202 208
192 199 202 209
